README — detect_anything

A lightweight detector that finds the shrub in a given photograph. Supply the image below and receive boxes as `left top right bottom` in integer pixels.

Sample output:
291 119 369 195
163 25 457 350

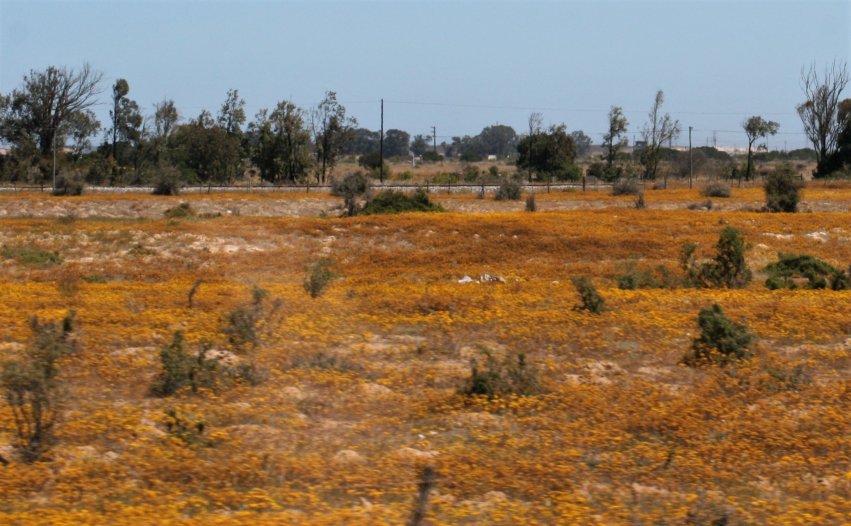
152 166 182 195
685 304 753 365
764 164 803 212
421 151 443 162
1 245 63 266
332 172 370 216
615 260 678 289
831 265 851 290
360 189 443 215
164 202 194 219
683 227 752 288
525 193 537 212
571 276 606 314
494 178 522 201
702 181 731 198
634 192 646 209
1 311 76 462
150 331 219 396
764 253 838 290
461 350 541 398
52 171 85 196
304 258 336 298
611 177 641 195
462 165 480 182
222 286 278 384
163 409 213 447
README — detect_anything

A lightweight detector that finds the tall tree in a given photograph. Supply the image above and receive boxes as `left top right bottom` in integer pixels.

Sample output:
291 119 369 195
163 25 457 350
153 99 179 140
477 124 518 158
570 130 592 158
248 101 313 183
602 106 628 168
516 124 578 181
797 61 849 176
172 110 241 184
640 90 680 182
311 91 356 184
742 116 779 181
217 89 246 136
108 79 143 162
383 129 410 158
0 63 103 156
410 134 430 157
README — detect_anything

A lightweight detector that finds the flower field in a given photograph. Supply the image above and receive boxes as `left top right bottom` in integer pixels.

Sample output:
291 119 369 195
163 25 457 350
0 187 849 525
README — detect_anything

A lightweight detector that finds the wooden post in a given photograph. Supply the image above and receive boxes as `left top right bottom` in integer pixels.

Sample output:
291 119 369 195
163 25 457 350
408 466 437 526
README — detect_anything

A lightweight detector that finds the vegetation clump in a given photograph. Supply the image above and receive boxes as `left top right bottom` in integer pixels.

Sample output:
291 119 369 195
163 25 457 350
571 276 606 314
685 304 753 365
1 245 63 266
682 227 752 288
163 202 194 219
702 181 731 198
615 260 678 290
764 253 839 290
494 178 522 201
163 409 214 447
52 171 85 196
611 177 641 195
150 331 220 396
304 258 337 298
764 164 803 212
461 350 541 398
152 165 182 195
332 172 370 216
525 193 537 212
1 311 76 462
360 189 443 215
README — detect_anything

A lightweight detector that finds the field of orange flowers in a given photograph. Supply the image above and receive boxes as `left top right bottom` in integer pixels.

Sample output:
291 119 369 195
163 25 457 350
0 186 849 525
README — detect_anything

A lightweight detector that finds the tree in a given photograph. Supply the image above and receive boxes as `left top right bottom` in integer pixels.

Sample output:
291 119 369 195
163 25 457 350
602 106 628 168
410 134 430 157
640 90 680 183
516 124 578 181
383 129 410 158
571 130 592 158
171 110 241 184
311 91 356 184
477 124 518 158
742 116 779 181
797 61 849 176
0 64 103 157
153 99 179 140
217 89 246 136
345 128 381 155
527 112 543 136
248 101 312 183
108 79 143 164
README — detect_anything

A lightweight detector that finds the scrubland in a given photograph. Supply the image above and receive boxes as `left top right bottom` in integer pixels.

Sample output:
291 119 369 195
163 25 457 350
0 186 849 525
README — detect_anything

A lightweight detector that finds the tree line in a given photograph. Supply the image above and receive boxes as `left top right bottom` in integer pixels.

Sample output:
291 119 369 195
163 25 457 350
1 62 849 189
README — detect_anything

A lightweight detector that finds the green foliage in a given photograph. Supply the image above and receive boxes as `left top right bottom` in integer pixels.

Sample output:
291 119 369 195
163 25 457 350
686 304 753 365
1 245 63 266
764 253 838 290
304 258 337 298
150 331 219 396
462 164 480 182
615 260 678 289
611 177 641 195
516 124 578 180
421 151 443 162
495 178 522 201
357 151 390 177
151 165 182 195
831 265 851 290
52 170 85 196
571 276 606 314
764 164 803 212
360 189 444 215
702 181 731 198
1 311 76 462
332 171 370 216
163 202 194 219
163 409 213 447
683 227 752 288
461 351 541 398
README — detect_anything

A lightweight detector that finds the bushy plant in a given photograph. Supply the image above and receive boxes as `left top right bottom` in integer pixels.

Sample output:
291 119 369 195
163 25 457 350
222 285 278 384
1 311 76 462
702 181 731 198
525 193 537 212
1 245 63 266
571 276 606 314
831 265 851 290
682 227 752 288
615 260 678 289
163 409 213 447
611 177 641 195
360 189 443 215
495 178 522 201
150 331 219 396
163 202 194 219
304 258 336 298
764 164 803 212
331 172 370 216
685 304 753 365
461 351 541 398
52 171 85 196
152 165 182 195
764 253 838 290
634 191 646 209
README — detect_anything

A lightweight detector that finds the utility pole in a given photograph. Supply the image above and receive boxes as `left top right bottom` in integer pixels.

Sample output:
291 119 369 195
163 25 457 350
379 98 384 184
431 126 437 153
52 131 57 192
688 126 693 189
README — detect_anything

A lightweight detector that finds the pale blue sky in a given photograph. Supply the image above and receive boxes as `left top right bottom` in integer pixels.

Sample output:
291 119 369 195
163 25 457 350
1 0 849 149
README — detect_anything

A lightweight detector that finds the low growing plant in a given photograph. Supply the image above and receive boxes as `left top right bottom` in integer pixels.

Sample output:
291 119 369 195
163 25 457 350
461 350 541 398
764 253 838 290
360 189 443 215
685 304 753 365
494 178 522 201
571 276 606 314
304 258 337 298
764 164 803 212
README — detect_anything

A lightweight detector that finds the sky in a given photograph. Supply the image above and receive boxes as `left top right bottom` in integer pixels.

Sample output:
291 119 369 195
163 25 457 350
1 0 849 150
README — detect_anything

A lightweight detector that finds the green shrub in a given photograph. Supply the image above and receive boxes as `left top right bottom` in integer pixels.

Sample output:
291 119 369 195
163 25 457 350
360 189 443 215
152 166 182 196
494 178 522 201
150 331 220 396
331 172 370 216
831 265 851 290
421 151 443 162
52 171 85 196
615 260 678 289
764 253 838 290
525 193 537 212
764 164 803 212
571 276 606 314
1 245 63 266
702 181 731 198
685 304 753 365
683 227 752 288
461 350 541 398
163 409 213 447
1 311 76 462
611 177 641 195
462 165 480 182
304 258 336 298
164 202 194 219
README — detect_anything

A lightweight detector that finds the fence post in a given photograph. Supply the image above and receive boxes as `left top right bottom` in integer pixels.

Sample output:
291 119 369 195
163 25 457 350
408 466 437 526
